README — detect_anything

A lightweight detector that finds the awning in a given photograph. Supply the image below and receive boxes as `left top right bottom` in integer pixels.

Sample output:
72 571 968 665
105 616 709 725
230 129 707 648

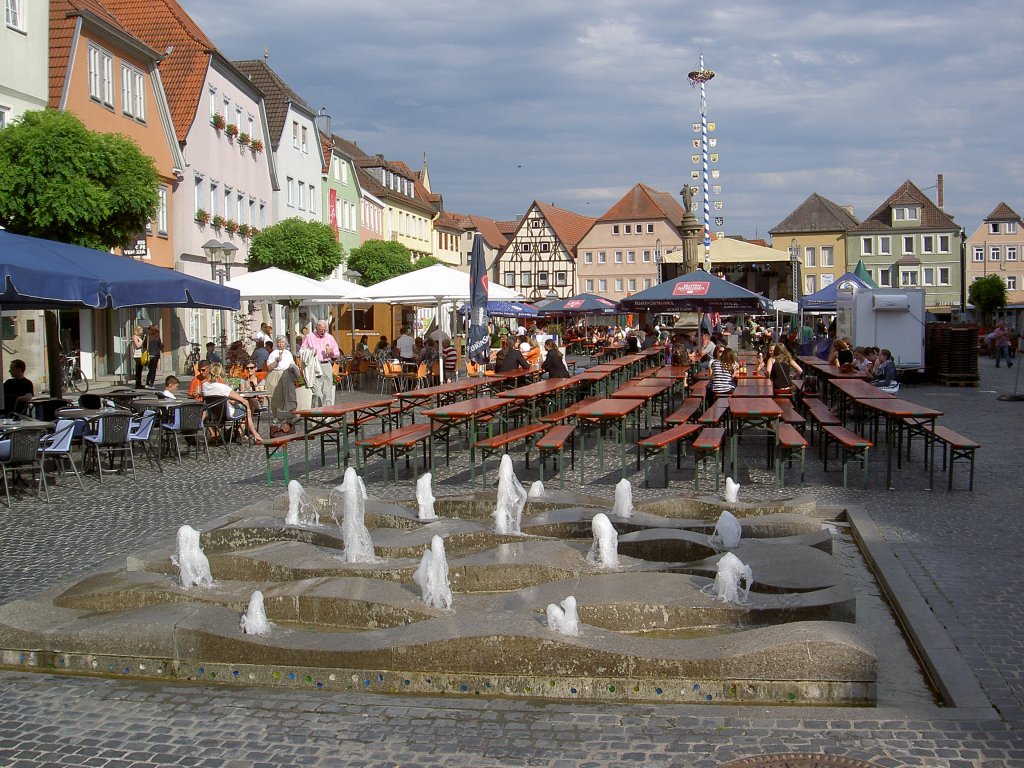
621 268 768 312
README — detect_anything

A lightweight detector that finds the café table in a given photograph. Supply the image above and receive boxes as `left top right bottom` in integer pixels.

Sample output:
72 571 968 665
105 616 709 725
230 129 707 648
724 397 783 478
651 366 691 380
396 378 483 410
856 397 943 490
730 380 774 398
422 397 510 481
484 367 540 392
572 368 617 398
829 379 897 423
28 396 72 422
611 378 677 427
572 397 645 482
497 378 578 422
293 399 396 475
102 389 148 409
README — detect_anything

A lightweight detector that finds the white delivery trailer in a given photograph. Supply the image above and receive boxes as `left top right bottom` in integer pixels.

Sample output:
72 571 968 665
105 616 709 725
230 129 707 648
836 286 926 368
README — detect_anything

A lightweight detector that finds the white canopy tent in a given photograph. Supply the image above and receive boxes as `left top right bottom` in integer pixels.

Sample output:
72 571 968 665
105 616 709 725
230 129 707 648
224 267 340 341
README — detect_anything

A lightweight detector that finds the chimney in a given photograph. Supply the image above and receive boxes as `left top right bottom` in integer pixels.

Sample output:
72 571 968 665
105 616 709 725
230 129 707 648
315 107 331 138
937 173 944 209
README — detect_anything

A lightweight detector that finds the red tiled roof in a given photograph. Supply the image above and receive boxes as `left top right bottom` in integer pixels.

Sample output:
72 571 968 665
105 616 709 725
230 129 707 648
852 179 959 233
49 0 151 108
532 201 596 251
495 220 518 235
986 202 1022 222
102 0 218 143
598 182 688 225
446 213 509 250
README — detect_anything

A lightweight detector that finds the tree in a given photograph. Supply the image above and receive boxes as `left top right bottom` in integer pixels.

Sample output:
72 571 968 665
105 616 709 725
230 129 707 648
347 239 414 285
968 274 1008 323
0 109 159 249
247 217 343 279
411 255 443 271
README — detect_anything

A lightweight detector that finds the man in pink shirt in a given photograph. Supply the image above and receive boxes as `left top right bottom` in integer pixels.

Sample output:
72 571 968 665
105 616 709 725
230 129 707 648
301 320 341 406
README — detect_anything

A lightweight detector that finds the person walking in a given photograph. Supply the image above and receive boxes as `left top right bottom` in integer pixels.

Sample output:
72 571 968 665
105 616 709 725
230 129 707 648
993 323 1013 368
144 325 163 388
300 320 341 407
131 325 145 388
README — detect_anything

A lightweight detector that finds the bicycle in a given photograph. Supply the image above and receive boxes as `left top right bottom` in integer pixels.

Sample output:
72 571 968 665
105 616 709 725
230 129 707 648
60 351 89 394
183 340 202 374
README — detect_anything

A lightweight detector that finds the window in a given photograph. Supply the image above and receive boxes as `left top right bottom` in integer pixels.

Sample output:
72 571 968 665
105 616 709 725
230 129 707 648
627 251 635 263
530 219 540 228
248 115 255 140
537 272 549 287
521 242 531 252
615 279 624 292
504 271 515 286
989 222 1000 234
612 225 620 235
903 235 914 254
861 237 874 256
584 279 594 292
237 192 244 224
624 225 631 234
614 251 623 263
1008 221 1019 234
584 252 593 264
803 246 816 268
88 44 114 106
223 187 231 220
209 88 217 120
939 267 950 286
900 269 918 287
973 246 985 262
627 278 636 292
156 186 168 236
292 121 299 149
301 125 308 152
938 234 950 253
878 236 891 256
598 251 606 264
249 197 256 227
194 174 204 213
0 108 7 128
893 206 919 221
209 181 218 217
286 177 295 207
647 224 655 233
308 184 316 215
804 275 817 294
555 272 567 286
1008 276 1018 291
991 246 1001 261
642 250 651 262
923 267 935 286
297 183 305 211
878 268 891 287
820 273 835 287
540 242 550 252
820 246 834 267
520 272 532 287
598 279 607 292
922 235 934 254
121 64 146 121
1008 246 1018 261
5 0 24 30
643 278 651 289
340 162 348 184
259 201 266 227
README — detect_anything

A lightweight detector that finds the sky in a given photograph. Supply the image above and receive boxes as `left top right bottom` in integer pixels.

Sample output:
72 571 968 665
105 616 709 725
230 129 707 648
181 0 1024 242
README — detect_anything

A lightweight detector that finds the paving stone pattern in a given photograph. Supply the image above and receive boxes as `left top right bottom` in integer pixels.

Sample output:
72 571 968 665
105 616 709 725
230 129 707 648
0 361 1022 766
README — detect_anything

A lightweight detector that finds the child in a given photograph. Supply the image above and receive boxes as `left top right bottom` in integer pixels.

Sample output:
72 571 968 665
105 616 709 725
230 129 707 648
161 375 180 400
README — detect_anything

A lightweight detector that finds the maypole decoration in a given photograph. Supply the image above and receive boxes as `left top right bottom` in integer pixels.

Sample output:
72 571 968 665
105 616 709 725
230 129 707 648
688 57 715 271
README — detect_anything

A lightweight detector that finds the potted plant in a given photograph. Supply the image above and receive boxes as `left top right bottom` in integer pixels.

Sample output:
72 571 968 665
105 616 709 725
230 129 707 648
195 208 210 225
250 138 263 153
238 131 250 145
238 223 251 238
211 113 226 131
224 219 239 235
249 226 259 237
225 123 239 139
211 214 225 229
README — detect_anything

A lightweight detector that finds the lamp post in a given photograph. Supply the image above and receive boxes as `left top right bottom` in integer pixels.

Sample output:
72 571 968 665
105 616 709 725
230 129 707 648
655 238 663 285
789 238 801 302
203 239 238 363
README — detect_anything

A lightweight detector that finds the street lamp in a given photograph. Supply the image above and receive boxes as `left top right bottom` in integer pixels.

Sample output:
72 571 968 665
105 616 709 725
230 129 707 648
789 238 801 302
203 239 237 363
655 238 663 285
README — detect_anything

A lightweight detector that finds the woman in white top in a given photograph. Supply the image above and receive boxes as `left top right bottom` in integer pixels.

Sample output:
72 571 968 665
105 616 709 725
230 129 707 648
202 363 263 444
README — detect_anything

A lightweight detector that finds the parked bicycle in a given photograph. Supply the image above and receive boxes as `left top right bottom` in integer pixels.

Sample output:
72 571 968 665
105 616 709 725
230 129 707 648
183 339 202 374
60 351 89 394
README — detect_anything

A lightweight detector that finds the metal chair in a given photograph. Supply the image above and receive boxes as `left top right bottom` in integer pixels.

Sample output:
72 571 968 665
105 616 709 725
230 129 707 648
83 412 135 482
161 401 209 464
0 427 48 507
128 410 161 472
203 395 245 455
37 418 84 500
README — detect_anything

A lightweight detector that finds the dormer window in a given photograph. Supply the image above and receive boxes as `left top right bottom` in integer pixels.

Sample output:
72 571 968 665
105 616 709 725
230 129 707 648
892 205 919 223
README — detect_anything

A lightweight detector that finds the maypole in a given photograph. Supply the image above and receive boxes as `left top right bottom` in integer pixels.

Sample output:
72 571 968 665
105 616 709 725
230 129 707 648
688 57 715 271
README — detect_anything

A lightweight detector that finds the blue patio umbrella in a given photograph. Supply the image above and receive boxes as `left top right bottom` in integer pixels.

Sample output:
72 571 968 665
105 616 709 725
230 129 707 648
0 230 240 309
620 268 768 313
799 272 874 312
458 300 539 318
540 293 623 316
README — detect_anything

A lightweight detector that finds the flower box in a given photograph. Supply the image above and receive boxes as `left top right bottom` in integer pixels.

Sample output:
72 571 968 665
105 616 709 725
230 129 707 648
238 224 251 238
195 209 210 225
224 219 239 234
250 138 263 153
238 132 250 145
225 124 239 138
212 113 226 130
212 215 225 229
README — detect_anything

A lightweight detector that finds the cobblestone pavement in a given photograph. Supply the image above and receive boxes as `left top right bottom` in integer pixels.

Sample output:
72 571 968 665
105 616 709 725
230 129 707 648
0 360 1022 767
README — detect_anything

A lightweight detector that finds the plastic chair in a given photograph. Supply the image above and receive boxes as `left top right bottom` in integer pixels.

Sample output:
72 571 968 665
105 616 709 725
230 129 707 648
404 362 429 389
335 358 355 393
128 410 161 471
161 401 209 464
83 412 134 482
203 395 245 455
379 361 403 394
37 418 84 500
0 427 48 507
466 361 481 378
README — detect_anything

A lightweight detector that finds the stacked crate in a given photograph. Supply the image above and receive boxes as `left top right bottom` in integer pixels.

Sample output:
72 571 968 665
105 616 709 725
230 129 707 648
927 323 979 386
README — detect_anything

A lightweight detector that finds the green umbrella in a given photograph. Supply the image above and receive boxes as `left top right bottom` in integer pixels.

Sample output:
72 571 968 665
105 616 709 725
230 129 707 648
852 259 878 288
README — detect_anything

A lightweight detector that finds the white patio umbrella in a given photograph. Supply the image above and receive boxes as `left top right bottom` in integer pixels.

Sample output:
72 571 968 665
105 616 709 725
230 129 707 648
223 267 338 301
311 276 371 355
